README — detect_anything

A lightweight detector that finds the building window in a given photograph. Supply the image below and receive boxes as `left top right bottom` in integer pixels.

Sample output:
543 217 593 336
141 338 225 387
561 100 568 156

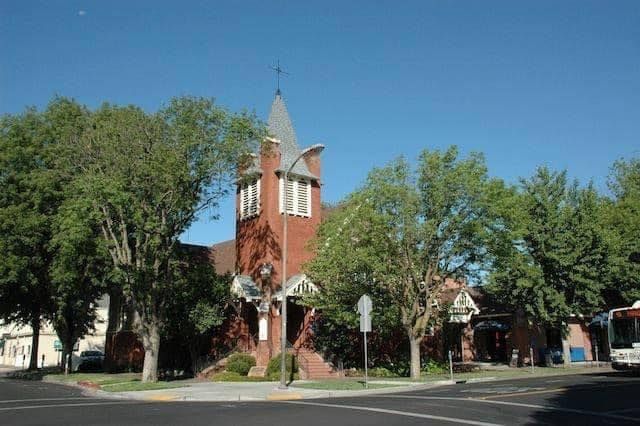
279 176 311 217
240 178 260 220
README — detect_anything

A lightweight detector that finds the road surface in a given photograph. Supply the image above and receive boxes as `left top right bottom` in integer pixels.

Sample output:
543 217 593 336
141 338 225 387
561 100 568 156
1 371 638 425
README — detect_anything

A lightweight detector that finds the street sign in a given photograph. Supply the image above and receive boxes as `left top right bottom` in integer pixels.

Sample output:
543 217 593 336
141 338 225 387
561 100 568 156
360 315 372 333
358 295 372 333
357 295 372 315
53 340 62 351
357 294 373 389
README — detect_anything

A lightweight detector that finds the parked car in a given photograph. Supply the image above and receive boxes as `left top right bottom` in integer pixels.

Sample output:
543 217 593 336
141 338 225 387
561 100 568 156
77 350 104 372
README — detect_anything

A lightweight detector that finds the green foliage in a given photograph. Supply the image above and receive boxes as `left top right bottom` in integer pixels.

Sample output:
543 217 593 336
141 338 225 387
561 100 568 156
486 167 612 326
421 359 447 375
162 244 230 373
225 353 256 376
211 371 273 382
266 353 298 380
63 96 265 381
0 97 108 369
305 146 506 377
603 158 640 304
368 367 398 377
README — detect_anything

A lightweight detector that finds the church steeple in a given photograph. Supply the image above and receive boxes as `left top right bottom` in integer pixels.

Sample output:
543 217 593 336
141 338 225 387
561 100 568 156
267 93 316 179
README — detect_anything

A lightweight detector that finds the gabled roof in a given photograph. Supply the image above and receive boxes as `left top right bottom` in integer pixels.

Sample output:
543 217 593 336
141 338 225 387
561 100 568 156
274 273 319 300
267 93 317 180
230 275 261 302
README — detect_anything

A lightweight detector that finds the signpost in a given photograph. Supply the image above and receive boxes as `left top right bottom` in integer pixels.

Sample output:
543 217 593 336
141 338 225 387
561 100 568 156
357 294 372 389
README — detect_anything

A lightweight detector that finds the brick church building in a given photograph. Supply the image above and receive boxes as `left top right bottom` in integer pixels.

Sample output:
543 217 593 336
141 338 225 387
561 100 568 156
96 90 600 376
209 90 336 378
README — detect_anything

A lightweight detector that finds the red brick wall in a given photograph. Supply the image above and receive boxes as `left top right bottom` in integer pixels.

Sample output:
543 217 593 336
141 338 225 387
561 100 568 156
236 141 322 292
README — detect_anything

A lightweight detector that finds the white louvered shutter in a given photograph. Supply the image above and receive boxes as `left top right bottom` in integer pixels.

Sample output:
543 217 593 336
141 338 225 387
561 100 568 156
297 179 309 216
280 176 311 217
240 178 260 219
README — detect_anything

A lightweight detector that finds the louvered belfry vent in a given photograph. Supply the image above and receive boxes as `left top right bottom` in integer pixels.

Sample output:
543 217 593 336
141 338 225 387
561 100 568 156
279 176 311 217
240 178 260 220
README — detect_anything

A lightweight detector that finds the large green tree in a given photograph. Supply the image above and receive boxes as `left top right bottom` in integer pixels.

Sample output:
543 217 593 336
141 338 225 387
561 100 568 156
45 98 112 372
0 108 54 369
307 147 506 379
487 167 611 328
0 97 105 370
162 245 229 375
67 97 264 381
603 158 640 304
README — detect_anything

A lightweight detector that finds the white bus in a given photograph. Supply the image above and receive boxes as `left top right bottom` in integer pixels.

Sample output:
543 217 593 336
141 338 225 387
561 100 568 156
609 300 640 371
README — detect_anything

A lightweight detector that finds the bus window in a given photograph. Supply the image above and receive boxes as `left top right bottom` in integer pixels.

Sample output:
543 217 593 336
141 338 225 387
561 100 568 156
609 317 640 349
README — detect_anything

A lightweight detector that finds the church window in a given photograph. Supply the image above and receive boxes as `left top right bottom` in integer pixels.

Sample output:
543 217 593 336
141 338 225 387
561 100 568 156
279 176 311 217
240 178 260 219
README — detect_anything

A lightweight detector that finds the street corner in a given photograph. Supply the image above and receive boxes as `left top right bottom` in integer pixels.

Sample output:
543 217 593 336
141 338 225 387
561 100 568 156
143 393 182 402
266 391 303 401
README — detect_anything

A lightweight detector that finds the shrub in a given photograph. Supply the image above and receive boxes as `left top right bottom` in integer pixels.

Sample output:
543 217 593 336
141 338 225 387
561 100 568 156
211 371 270 382
368 367 397 377
422 359 447 375
225 353 256 376
266 353 298 380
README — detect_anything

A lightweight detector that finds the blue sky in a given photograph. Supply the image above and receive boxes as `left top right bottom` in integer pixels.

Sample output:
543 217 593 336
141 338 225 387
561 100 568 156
2 1 639 245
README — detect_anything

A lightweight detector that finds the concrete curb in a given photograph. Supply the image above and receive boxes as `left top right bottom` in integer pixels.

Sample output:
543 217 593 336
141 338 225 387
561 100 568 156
31 366 613 403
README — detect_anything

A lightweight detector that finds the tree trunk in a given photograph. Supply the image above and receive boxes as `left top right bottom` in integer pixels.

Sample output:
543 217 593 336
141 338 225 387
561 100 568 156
29 318 41 370
63 334 75 373
409 334 421 380
189 341 199 377
141 321 161 383
104 289 123 372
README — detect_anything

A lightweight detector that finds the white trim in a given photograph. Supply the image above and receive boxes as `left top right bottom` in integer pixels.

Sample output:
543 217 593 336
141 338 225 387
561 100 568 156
230 276 261 302
275 274 319 301
240 177 260 220
448 289 480 323
279 175 311 217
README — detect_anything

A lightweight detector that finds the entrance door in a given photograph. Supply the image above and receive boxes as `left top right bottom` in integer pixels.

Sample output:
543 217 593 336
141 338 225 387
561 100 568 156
286 299 306 347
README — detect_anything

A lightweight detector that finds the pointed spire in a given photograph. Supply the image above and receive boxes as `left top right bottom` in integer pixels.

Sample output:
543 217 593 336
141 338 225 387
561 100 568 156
267 93 316 179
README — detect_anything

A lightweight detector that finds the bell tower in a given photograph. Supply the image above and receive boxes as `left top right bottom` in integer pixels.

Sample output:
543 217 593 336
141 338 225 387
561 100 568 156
234 91 323 365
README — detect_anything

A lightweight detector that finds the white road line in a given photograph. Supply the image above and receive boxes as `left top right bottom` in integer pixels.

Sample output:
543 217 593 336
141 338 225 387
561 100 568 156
369 395 640 423
0 401 139 412
282 400 504 426
606 407 640 414
0 397 93 404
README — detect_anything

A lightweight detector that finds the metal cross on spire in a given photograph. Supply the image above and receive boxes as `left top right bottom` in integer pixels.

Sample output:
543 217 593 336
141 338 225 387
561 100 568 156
269 60 289 95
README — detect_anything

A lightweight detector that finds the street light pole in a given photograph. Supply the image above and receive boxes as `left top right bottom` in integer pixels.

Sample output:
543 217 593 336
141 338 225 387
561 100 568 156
280 143 324 389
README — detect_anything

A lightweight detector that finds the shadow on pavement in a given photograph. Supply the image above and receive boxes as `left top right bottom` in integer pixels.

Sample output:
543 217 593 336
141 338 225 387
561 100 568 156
526 371 640 425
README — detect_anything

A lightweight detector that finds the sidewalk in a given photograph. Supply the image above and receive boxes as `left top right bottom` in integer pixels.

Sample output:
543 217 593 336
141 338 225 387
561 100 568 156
22 362 614 402
87 380 443 402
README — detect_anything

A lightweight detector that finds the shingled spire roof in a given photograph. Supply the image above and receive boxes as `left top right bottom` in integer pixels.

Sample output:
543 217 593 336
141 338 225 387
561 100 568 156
267 93 317 179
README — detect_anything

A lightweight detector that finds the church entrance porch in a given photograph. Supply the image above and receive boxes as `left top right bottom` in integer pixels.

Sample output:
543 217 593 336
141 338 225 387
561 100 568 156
286 300 307 347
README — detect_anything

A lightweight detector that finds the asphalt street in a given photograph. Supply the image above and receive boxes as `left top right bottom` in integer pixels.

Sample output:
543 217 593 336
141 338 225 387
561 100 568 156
1 372 639 425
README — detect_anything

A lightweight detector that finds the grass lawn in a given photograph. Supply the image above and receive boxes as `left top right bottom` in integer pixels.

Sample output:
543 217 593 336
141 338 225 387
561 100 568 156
420 365 611 383
46 372 141 385
293 380 404 391
100 381 188 392
44 372 190 392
